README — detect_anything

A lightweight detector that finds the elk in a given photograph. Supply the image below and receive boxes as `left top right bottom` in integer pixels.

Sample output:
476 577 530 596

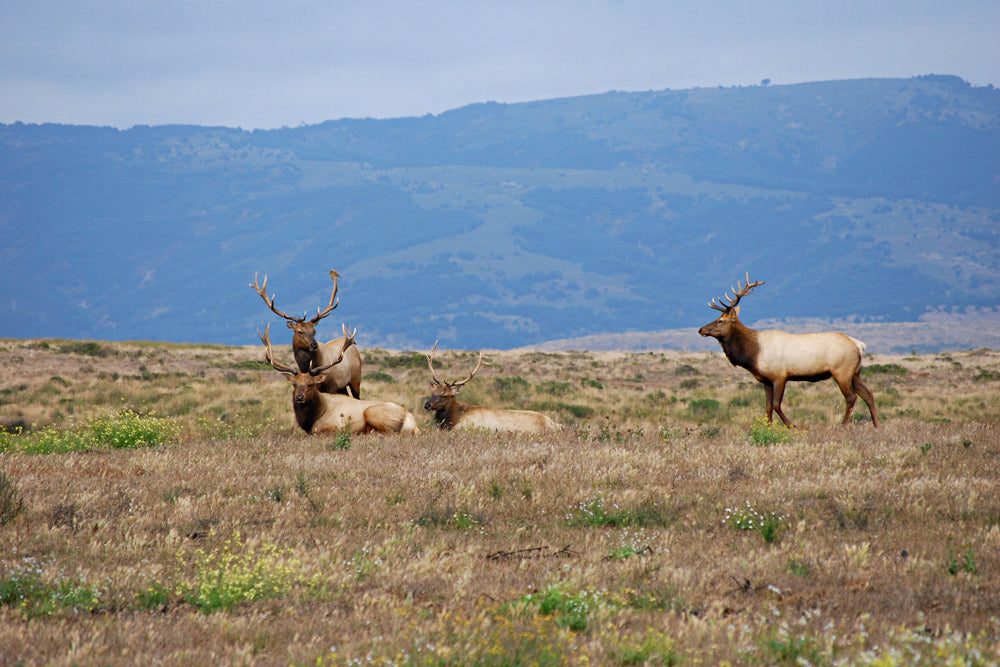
251 270 362 398
259 325 419 435
698 273 879 428
424 343 561 433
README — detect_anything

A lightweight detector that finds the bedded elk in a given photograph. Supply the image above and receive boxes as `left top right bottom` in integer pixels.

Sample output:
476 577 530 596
259 325 419 435
698 273 879 428
251 270 362 398
424 343 561 433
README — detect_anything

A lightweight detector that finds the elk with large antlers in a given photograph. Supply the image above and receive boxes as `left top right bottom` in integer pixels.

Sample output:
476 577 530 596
698 273 878 428
251 270 362 398
260 325 419 435
424 343 561 433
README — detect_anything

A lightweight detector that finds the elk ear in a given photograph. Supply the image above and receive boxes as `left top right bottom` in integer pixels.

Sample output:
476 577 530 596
313 373 327 383
286 321 296 331
732 305 740 317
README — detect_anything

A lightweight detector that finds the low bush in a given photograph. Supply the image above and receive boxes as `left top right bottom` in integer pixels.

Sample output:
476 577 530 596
747 415 797 445
0 409 177 454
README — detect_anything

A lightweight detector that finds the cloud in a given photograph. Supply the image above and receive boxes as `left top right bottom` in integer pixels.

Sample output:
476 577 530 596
2 0 997 129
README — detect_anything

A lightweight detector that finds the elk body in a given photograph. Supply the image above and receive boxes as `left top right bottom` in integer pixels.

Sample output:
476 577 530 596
698 274 879 428
424 344 561 433
251 270 362 398
260 326 418 435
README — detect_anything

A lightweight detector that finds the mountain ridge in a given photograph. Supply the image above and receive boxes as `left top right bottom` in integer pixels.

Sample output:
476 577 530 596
1 75 998 351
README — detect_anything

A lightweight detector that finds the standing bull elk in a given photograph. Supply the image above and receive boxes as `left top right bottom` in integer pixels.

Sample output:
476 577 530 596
698 273 878 428
259 325 419 435
251 270 362 398
424 343 561 433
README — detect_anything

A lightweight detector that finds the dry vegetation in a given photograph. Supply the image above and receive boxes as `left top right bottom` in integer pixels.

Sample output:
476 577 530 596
1 337 999 665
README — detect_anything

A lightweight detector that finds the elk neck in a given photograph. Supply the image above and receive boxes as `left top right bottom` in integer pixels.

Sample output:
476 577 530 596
430 396 463 430
293 346 315 374
293 395 321 434
717 319 761 372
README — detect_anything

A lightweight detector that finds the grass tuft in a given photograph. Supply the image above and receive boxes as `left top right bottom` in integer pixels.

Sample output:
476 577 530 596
0 470 24 525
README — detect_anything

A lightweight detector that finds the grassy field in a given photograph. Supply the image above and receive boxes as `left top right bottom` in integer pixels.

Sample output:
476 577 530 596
1 337 999 665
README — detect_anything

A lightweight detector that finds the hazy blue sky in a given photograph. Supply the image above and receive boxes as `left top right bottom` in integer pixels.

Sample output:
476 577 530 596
2 0 997 129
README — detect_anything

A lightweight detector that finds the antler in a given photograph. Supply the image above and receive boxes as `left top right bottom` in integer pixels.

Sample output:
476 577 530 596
250 273 304 323
427 341 484 390
309 321 357 375
257 324 297 376
427 341 444 385
310 270 340 324
709 272 765 313
249 270 340 324
259 321 357 376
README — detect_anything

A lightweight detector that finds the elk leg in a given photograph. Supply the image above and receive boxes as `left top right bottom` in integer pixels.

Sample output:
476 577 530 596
835 375 858 425
852 375 879 428
771 378 794 427
763 383 775 423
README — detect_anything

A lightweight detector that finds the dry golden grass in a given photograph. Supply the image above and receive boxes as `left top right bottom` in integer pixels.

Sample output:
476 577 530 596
1 337 999 665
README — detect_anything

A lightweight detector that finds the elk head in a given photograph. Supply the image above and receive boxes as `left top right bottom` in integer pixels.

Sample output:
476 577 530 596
258 322 356 405
251 270 340 367
698 272 764 340
424 341 484 411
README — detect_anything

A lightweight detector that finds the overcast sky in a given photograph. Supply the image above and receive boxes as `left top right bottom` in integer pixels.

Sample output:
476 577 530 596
2 1 997 130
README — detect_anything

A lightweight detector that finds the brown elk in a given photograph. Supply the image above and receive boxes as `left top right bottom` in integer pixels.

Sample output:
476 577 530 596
698 273 879 428
251 270 362 398
424 343 561 433
259 325 419 435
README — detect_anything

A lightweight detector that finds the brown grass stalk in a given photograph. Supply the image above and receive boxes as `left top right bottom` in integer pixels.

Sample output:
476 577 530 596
1 338 998 665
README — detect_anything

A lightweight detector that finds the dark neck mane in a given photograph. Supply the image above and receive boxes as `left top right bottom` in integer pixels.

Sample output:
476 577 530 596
719 320 760 371
293 399 320 434
433 397 465 430
293 347 314 374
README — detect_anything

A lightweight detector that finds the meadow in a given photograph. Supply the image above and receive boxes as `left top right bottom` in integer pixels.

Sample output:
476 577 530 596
1 337 998 665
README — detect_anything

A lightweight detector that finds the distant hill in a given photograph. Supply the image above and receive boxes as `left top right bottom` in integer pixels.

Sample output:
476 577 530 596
1 75 998 351
523 316 1000 355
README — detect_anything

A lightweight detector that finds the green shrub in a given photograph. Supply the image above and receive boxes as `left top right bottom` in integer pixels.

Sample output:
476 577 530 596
973 368 1000 382
87 409 178 449
228 359 272 371
865 363 908 376
177 532 296 613
947 548 977 575
748 415 796 446
493 376 530 402
379 352 427 369
59 341 110 357
536 380 573 396
609 633 680 666
513 584 603 632
0 563 103 618
724 501 787 544
566 494 671 529
0 409 177 454
329 429 351 451
687 398 720 420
